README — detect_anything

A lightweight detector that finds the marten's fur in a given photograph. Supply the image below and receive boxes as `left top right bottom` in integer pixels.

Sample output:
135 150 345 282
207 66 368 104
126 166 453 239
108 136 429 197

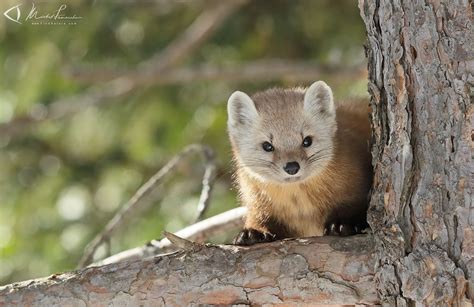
227 81 372 245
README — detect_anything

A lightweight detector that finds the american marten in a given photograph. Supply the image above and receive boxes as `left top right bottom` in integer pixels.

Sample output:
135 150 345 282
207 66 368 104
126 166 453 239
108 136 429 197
227 81 372 245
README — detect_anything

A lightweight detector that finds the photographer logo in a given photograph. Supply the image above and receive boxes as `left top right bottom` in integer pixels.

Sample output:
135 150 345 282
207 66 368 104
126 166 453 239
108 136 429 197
3 3 83 25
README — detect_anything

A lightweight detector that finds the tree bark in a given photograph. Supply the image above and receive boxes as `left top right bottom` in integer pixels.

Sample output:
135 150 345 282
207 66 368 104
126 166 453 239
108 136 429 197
0 236 378 306
359 0 472 305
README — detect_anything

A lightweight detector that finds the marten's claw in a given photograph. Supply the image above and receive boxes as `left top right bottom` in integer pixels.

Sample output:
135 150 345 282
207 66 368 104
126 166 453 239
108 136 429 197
323 222 367 236
233 228 276 245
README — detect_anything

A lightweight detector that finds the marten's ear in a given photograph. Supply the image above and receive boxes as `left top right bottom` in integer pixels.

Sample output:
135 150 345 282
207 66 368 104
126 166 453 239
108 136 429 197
227 91 258 127
304 81 335 117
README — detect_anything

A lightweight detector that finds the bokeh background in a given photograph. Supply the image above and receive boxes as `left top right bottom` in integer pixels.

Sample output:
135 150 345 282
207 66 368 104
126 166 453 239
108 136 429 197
0 0 367 285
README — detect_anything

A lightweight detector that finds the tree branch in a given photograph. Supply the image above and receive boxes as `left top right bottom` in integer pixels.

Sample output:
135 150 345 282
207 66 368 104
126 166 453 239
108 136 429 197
193 145 216 222
66 60 366 85
135 0 249 78
0 235 378 305
78 144 216 268
96 207 246 266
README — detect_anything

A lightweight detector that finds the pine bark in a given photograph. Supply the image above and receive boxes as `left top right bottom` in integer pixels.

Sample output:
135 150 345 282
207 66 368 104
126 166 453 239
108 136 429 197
359 0 472 305
0 236 378 306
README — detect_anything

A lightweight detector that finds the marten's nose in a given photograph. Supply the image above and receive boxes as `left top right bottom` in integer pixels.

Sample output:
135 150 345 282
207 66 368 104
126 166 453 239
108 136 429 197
283 161 300 175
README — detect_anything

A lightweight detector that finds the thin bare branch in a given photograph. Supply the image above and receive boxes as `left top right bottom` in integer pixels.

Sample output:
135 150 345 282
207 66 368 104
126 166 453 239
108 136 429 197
194 145 216 222
77 144 216 268
67 60 367 85
96 207 246 266
138 0 249 78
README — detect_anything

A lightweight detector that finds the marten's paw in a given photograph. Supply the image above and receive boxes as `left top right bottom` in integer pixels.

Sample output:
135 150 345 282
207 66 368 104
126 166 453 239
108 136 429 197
323 221 368 236
233 228 276 245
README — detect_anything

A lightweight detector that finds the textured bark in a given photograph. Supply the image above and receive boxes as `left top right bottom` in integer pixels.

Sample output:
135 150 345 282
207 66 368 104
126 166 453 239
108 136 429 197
359 0 472 305
0 236 377 306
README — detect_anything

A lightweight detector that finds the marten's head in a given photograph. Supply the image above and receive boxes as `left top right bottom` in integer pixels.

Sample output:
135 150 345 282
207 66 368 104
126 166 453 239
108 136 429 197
227 81 337 184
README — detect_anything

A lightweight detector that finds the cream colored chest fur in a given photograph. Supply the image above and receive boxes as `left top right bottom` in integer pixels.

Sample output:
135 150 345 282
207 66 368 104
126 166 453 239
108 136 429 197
261 181 334 237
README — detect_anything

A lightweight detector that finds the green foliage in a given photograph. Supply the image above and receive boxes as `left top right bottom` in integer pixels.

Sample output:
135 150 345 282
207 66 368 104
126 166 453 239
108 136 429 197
0 0 367 285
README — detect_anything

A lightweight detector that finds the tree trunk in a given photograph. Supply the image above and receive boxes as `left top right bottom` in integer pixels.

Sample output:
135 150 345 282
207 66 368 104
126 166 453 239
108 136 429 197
359 0 472 305
0 236 378 306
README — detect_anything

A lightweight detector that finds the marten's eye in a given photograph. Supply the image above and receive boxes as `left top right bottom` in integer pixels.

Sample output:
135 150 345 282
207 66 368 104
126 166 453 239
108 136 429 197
302 136 312 147
262 141 274 152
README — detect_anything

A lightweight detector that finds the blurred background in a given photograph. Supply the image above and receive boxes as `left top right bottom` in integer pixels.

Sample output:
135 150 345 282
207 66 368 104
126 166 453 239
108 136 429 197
0 0 367 285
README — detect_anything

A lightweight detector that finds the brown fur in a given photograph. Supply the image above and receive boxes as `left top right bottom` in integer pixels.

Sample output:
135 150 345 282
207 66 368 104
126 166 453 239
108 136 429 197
231 90 371 239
